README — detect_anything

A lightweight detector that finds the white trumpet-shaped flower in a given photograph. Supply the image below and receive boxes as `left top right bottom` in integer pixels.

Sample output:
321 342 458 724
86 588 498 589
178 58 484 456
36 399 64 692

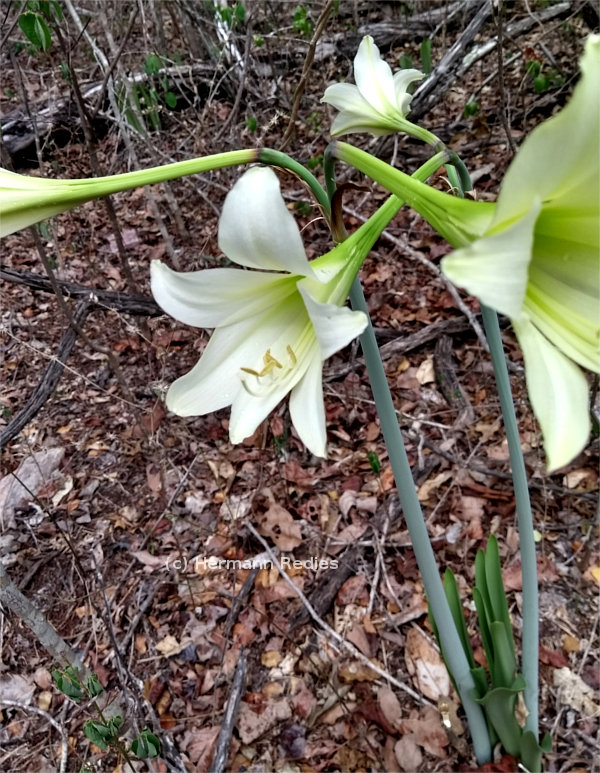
321 36 430 140
151 166 389 457
334 35 600 471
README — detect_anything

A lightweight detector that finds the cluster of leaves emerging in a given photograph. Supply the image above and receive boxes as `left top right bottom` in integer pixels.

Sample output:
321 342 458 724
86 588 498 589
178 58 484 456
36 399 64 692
431 538 552 773
52 665 161 763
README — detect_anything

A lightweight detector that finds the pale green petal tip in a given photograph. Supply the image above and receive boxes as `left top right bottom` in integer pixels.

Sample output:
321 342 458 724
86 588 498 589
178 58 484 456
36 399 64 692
514 318 591 473
442 202 541 319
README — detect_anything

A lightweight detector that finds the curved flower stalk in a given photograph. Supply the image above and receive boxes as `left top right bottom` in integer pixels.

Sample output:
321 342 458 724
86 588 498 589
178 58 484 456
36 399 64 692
151 166 402 457
334 35 600 471
0 150 259 238
321 36 436 144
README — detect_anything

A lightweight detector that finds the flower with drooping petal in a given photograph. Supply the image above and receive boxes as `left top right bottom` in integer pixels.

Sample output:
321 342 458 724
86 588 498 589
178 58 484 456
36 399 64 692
334 35 600 471
151 166 396 457
0 150 257 238
321 35 432 141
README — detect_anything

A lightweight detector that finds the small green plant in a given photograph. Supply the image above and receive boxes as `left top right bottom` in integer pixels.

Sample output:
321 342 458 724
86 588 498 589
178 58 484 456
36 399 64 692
398 53 414 70
293 5 314 36
305 111 322 132
367 450 381 475
52 665 161 764
307 153 324 170
245 115 258 132
420 38 432 74
18 1 62 52
525 59 565 93
293 201 311 216
431 537 552 772
464 101 479 117
216 1 245 28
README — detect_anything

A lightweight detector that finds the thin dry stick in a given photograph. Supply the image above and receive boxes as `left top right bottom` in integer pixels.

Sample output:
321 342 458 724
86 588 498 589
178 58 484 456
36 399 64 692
0 266 162 317
209 653 247 773
0 700 69 773
0 299 90 449
244 521 429 705
51 15 138 293
493 0 517 154
28 228 141 411
342 204 489 352
280 0 336 150
215 17 254 141
0 559 93 680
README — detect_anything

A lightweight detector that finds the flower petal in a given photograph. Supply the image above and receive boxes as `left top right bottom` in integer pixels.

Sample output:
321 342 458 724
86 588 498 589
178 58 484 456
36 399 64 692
330 112 396 137
228 339 317 445
299 283 367 359
493 35 600 228
442 200 542 319
289 349 327 457
166 293 308 417
353 36 397 115
393 68 426 113
150 260 296 327
321 82 374 114
218 166 313 276
513 317 591 472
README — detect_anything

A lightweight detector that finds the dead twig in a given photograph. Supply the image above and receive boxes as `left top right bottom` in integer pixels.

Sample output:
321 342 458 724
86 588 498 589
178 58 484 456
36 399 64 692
209 652 248 773
0 699 69 773
410 0 492 120
280 0 336 150
0 266 163 316
245 521 428 705
492 0 517 154
0 299 90 449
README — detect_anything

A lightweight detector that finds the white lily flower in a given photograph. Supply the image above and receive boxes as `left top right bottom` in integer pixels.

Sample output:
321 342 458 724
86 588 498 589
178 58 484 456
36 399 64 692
321 36 431 140
151 166 389 457
441 35 599 471
334 35 599 471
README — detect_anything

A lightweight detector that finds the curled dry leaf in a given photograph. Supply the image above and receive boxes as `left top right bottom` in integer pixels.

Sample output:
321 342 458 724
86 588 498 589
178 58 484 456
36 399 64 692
237 698 292 744
395 735 423 771
404 626 450 701
399 706 449 758
257 503 302 550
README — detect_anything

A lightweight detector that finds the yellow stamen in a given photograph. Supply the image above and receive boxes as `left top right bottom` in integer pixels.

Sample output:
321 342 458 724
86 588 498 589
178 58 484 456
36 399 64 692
240 349 283 378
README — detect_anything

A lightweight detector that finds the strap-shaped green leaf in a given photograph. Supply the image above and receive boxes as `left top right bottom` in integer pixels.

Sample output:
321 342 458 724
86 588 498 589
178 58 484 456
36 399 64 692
473 586 494 677
443 569 477 669
484 537 517 665
520 730 552 773
475 676 526 757
489 620 518 688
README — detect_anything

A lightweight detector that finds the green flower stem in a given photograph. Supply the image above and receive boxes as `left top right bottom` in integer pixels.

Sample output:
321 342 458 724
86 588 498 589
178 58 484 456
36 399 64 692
325 144 490 763
12 148 329 219
480 305 538 738
349 277 491 764
49 149 260 201
259 149 330 215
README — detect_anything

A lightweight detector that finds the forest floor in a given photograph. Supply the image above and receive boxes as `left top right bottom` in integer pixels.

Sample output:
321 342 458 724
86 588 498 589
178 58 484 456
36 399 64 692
0 2 598 772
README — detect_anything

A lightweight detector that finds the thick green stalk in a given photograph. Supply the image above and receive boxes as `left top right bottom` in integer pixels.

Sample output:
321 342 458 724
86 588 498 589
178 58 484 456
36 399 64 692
325 145 491 762
259 149 330 215
480 305 538 738
349 278 491 764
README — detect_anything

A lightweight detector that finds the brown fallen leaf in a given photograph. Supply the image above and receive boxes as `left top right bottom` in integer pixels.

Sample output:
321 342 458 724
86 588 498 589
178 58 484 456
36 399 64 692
377 687 403 732
237 698 292 744
404 626 450 701
395 735 423 771
502 555 559 591
257 503 302 550
399 706 449 758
